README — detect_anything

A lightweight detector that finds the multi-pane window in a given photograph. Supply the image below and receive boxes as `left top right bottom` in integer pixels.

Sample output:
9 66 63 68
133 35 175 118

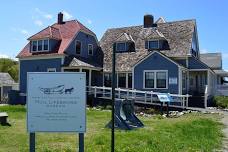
145 72 155 88
76 41 81 54
31 39 49 52
38 40 43 51
148 40 159 49
32 41 37 51
118 73 126 88
144 71 167 89
104 73 112 87
47 68 56 72
156 72 167 88
116 42 126 52
88 44 93 55
128 73 132 88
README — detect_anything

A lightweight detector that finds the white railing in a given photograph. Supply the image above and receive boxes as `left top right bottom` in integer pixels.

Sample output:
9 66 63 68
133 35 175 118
87 86 191 109
216 85 228 96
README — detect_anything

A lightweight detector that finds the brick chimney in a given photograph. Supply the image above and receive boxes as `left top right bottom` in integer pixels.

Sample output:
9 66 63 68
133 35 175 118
58 12 64 24
144 14 154 28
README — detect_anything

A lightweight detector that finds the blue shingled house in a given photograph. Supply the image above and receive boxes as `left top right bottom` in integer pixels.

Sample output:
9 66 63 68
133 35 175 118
17 12 103 95
17 13 228 104
99 15 228 102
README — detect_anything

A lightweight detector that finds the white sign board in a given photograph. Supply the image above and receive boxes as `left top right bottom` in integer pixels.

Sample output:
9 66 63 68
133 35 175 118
157 94 173 102
169 77 178 84
27 72 86 133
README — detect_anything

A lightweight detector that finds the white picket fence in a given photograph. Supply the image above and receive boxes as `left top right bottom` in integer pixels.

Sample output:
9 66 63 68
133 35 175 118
87 86 191 109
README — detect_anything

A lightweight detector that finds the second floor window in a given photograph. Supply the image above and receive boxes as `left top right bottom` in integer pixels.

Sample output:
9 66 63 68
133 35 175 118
116 42 126 52
88 44 93 55
76 41 81 55
43 39 48 50
38 40 43 51
148 40 159 49
32 41 37 51
31 39 49 52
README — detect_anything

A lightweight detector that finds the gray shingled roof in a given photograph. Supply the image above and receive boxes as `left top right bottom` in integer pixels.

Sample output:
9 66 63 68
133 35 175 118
100 19 196 72
213 70 228 76
200 53 222 70
0 73 15 85
63 56 102 69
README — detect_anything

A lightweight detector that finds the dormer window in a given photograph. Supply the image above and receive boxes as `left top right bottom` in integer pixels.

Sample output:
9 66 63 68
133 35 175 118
32 41 37 51
76 40 81 55
31 39 49 52
148 40 159 49
38 40 43 51
116 42 126 52
43 39 48 50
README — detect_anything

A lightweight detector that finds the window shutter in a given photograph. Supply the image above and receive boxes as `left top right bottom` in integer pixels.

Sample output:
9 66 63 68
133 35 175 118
145 41 148 49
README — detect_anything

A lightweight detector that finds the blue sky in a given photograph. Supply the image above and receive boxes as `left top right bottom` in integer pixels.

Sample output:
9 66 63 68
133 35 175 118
1 0 228 70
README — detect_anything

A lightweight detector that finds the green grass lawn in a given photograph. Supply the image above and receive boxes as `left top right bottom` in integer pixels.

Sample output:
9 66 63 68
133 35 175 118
0 105 223 152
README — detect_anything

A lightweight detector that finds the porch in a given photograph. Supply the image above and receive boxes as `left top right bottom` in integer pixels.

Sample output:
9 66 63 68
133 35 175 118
62 56 103 87
214 70 228 96
188 70 209 96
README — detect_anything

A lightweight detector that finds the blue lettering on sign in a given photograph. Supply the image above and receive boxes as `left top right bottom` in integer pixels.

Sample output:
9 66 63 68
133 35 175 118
157 94 173 102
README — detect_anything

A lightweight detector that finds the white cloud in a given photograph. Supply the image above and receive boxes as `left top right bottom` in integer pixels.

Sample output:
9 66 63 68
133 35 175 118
11 27 29 36
44 14 53 19
21 29 29 35
87 19 92 24
62 11 73 20
0 53 10 58
35 8 53 20
34 20 43 26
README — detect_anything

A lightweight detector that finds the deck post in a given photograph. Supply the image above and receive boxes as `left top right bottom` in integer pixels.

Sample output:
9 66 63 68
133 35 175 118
94 86 97 98
186 94 189 107
144 92 147 103
150 91 153 103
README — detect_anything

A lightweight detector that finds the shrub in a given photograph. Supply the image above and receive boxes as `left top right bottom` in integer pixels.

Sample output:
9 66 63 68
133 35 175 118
213 96 228 108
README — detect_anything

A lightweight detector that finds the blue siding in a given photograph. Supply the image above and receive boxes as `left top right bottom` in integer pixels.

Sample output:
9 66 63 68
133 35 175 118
134 52 179 94
188 57 208 69
175 59 186 67
65 31 98 58
19 58 62 93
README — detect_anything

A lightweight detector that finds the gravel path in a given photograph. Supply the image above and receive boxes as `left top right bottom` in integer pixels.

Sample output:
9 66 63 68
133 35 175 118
220 112 228 152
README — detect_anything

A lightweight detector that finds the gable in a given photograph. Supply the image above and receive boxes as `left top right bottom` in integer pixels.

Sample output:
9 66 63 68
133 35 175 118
134 51 180 70
188 57 209 69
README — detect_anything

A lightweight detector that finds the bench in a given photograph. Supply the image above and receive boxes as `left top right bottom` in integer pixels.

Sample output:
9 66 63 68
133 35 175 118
0 112 8 125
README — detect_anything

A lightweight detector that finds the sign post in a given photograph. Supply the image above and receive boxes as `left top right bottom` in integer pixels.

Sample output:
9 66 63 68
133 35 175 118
111 43 116 152
27 72 86 152
157 93 173 117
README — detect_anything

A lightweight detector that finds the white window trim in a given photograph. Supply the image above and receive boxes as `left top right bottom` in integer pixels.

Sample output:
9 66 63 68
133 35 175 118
75 40 82 55
116 42 126 52
47 68 56 72
88 44 93 55
31 39 49 53
147 40 159 50
143 70 168 89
